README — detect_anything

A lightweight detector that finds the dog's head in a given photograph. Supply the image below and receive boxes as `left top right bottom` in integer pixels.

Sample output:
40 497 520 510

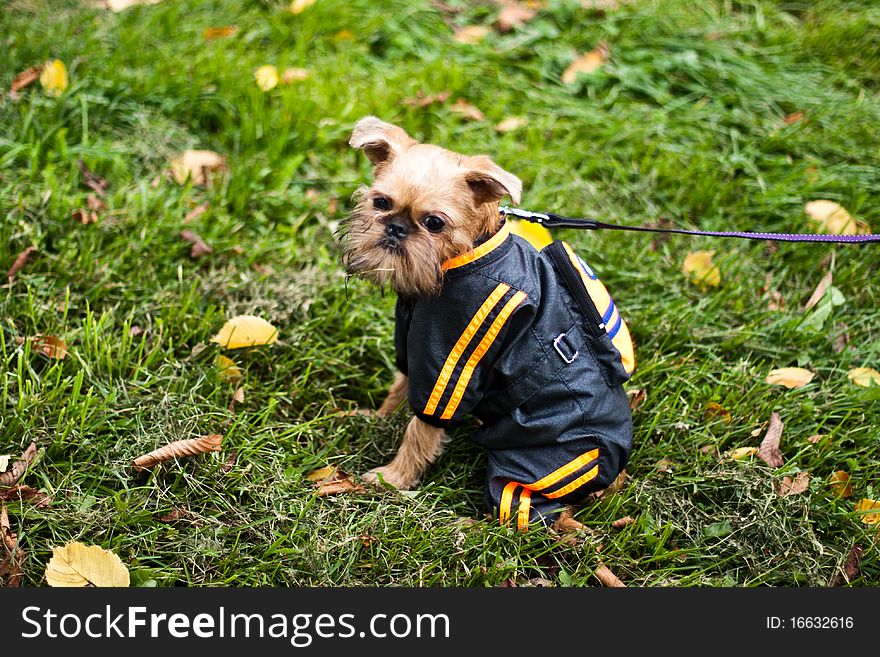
338 117 522 298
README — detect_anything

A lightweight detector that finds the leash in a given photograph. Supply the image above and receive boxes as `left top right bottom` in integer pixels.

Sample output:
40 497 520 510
499 207 880 244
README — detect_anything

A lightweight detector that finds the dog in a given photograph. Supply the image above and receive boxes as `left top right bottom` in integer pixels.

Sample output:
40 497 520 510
339 116 635 528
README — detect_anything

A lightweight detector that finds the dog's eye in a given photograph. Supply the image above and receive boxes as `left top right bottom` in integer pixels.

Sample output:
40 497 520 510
423 215 445 233
373 196 392 211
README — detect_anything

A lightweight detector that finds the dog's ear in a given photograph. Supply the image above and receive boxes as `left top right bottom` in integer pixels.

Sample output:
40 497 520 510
463 156 522 205
350 116 416 169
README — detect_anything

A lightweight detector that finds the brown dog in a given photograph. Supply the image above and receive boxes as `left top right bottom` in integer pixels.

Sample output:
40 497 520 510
339 117 634 527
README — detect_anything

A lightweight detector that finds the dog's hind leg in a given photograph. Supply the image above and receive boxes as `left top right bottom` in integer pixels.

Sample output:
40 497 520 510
362 415 445 490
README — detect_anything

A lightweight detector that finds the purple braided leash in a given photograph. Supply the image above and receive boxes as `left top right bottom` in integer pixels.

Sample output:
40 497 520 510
499 207 880 244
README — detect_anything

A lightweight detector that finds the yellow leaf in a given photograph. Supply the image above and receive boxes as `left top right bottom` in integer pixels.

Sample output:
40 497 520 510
454 25 490 45
830 471 853 498
804 200 871 236
496 116 529 133
169 150 227 186
508 219 552 250
334 29 354 41
254 65 279 92
765 367 814 389
215 355 242 383
39 60 68 96
562 42 610 84
281 68 309 84
45 542 130 587
290 0 316 14
211 315 278 349
848 367 880 388
203 26 237 40
306 465 335 482
728 447 758 460
855 499 880 524
682 250 721 288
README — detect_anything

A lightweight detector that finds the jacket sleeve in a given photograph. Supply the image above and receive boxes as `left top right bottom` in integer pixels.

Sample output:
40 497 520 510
404 284 533 428
394 297 414 376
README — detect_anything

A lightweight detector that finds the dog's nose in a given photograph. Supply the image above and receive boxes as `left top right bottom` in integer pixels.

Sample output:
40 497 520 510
385 221 408 239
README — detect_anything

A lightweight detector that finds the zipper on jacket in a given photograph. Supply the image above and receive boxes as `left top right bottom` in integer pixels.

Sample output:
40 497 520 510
547 242 606 340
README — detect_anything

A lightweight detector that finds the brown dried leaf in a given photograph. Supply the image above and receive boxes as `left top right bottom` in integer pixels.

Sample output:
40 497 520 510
496 116 529 133
497 578 517 587
453 25 490 45
72 208 98 225
0 485 51 508
221 450 237 473
832 325 849 354
562 41 610 83
497 3 537 32
757 412 784 468
551 508 584 532
156 506 199 524
449 98 485 121
830 471 853 498
655 458 673 473
828 545 862 586
403 90 451 108
6 246 38 281
611 516 635 529
704 401 731 423
528 577 553 587
807 434 824 444
203 26 237 40
31 335 68 360
626 388 646 411
783 111 805 125
778 472 810 496
233 387 245 404
315 470 364 496
803 271 833 311
0 443 38 487
180 230 213 258
183 202 209 224
10 65 43 93
594 564 626 587
129 325 144 338
0 503 25 587
132 434 223 471
77 160 110 197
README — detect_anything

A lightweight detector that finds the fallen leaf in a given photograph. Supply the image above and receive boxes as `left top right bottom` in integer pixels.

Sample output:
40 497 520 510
562 42 610 84
454 25 490 45
848 367 880 388
766 289 785 311
590 469 627 499
729 446 758 460
72 208 98 225
1 503 25 587
655 458 673 473
39 60 68 96
0 457 7 473
497 578 517 587
203 26 237 40
700 444 719 456
180 230 213 258
783 111 805 125
105 0 163 10
806 434 824 444
78 160 110 197
233 386 245 404
31 335 68 360
497 2 537 32
778 472 810 496
448 98 485 121
156 506 197 524
289 0 316 14
855 499 880 524
315 470 364 496
529 577 553 587
803 271 833 311
682 250 721 288
829 545 862 586
9 64 43 93
170 150 227 186
306 465 336 482
183 202 209 223
832 324 849 353
594 564 625 587
132 434 223 471
626 388 646 411
757 412 784 468
45 542 130 587
0 485 51 508
611 516 635 529
403 90 451 108
281 68 309 84
496 116 529 133
221 450 237 473
830 471 853 498
211 315 278 349
129 325 144 338
254 65 279 91
6 246 38 282
805 200 871 235
704 401 731 423
765 367 814 389
215 355 242 383
0 443 37 487
333 29 353 40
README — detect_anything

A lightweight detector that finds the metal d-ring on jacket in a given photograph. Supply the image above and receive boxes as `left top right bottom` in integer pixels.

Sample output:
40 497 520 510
394 222 635 528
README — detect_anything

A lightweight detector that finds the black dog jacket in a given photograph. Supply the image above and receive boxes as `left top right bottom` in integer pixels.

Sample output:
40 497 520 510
394 223 635 528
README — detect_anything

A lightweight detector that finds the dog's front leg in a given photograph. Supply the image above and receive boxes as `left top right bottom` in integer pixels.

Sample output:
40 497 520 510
376 372 408 417
362 416 445 490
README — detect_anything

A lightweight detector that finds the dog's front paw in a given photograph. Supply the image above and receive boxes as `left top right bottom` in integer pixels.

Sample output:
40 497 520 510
362 465 417 490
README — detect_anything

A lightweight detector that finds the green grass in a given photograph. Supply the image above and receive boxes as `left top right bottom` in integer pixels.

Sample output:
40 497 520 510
1 0 878 587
